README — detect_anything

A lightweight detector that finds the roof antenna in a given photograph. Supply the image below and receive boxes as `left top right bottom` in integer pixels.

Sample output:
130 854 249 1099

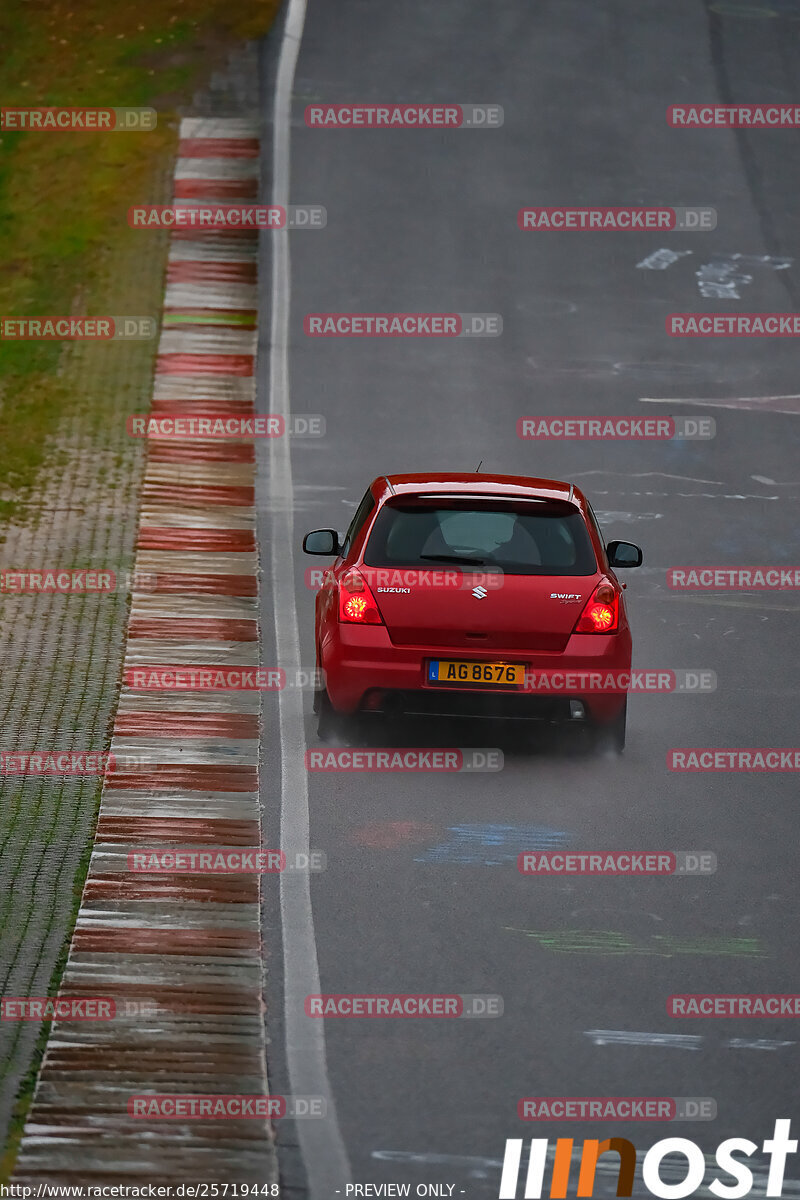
475 460 483 472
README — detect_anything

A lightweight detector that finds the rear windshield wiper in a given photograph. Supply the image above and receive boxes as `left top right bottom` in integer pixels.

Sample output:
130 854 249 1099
418 553 488 565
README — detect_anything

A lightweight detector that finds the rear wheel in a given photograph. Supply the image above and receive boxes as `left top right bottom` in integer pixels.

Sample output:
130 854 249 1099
315 684 334 739
593 701 627 756
315 684 352 742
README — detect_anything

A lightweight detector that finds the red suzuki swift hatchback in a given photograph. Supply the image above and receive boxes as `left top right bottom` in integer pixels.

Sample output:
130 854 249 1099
303 473 642 752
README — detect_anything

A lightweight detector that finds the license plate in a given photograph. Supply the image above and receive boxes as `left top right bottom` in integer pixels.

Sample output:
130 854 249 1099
427 660 525 687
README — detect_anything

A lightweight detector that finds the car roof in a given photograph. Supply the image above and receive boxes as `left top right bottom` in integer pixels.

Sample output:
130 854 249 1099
375 472 580 504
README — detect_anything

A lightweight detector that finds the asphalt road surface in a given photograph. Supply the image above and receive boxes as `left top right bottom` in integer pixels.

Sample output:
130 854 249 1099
257 1 800 1196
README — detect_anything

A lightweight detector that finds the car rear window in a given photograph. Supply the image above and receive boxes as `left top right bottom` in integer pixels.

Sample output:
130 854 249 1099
363 499 597 576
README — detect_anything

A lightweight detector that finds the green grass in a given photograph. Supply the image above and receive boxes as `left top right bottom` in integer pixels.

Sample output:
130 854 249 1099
0 0 282 1176
0 818 100 1184
0 0 281 517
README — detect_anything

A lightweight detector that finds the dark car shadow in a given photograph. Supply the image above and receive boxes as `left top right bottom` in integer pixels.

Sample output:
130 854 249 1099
307 709 597 761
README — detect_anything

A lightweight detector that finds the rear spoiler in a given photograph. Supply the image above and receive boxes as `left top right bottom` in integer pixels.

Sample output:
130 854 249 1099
386 492 578 508
400 492 552 503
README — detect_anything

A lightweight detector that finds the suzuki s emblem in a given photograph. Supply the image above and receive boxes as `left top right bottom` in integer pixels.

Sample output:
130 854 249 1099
472 585 488 599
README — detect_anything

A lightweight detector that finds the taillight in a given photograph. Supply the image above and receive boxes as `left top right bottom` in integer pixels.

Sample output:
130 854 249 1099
338 569 384 625
574 581 620 634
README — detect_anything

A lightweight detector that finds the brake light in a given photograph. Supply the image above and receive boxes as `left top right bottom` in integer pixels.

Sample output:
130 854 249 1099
338 569 384 624
574 582 620 634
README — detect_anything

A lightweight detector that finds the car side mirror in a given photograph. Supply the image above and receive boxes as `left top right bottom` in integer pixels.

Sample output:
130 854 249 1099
607 540 643 568
303 528 341 556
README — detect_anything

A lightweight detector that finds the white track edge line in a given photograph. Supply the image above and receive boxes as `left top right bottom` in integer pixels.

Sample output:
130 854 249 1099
267 0 353 1195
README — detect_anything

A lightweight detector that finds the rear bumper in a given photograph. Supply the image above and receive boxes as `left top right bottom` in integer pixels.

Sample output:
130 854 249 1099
321 625 631 724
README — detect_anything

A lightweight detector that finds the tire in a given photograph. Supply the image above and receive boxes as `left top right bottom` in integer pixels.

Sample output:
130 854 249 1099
316 685 350 743
312 645 324 714
594 700 627 756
